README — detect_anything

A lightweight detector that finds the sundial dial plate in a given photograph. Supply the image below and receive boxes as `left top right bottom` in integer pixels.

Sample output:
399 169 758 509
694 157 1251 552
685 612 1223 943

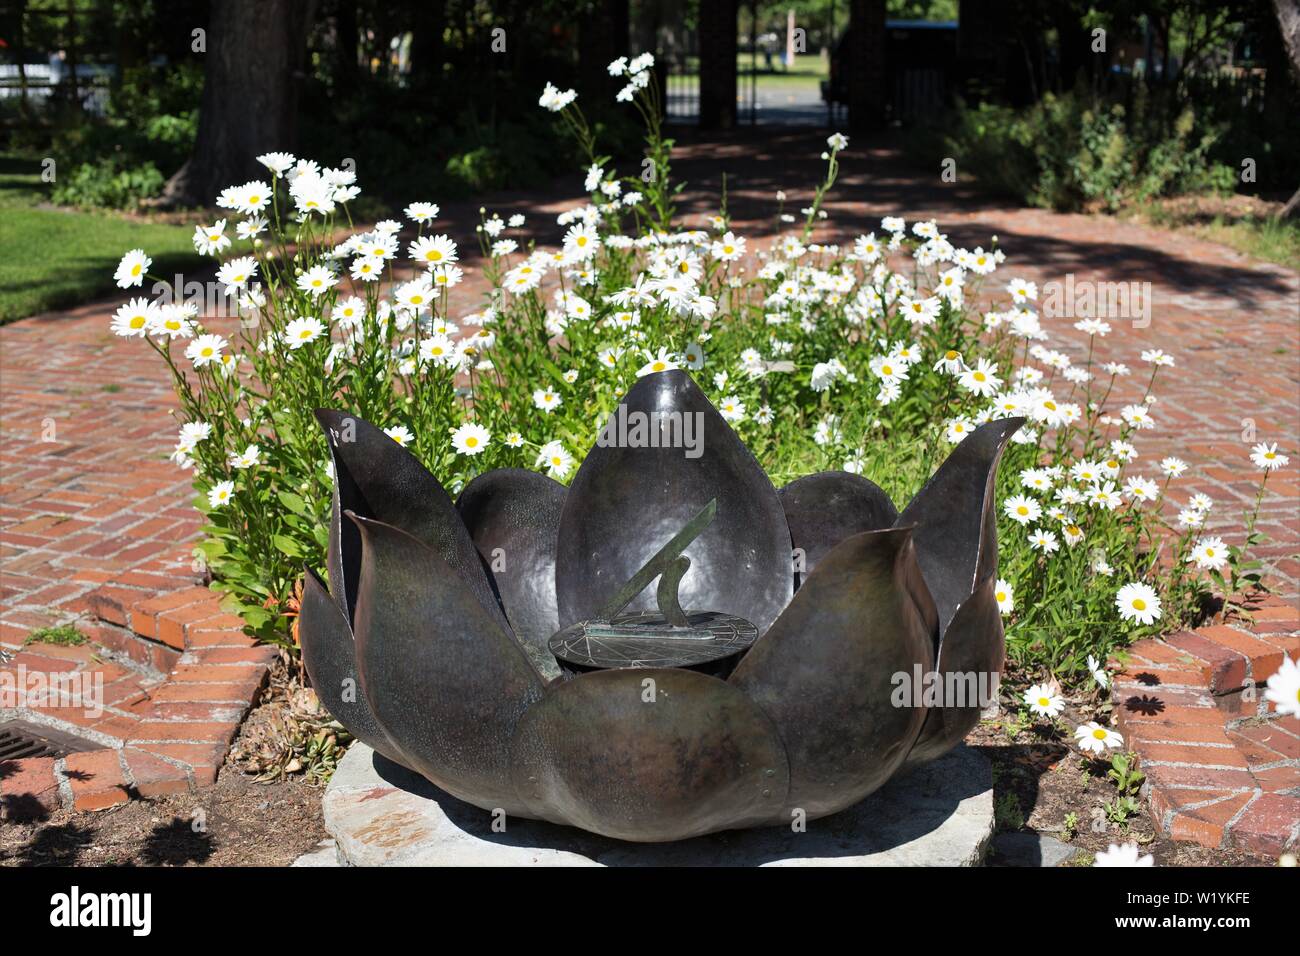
549 611 758 670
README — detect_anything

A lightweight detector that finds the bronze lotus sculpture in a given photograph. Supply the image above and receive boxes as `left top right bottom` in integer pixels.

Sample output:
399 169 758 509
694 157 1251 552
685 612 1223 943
300 369 1022 842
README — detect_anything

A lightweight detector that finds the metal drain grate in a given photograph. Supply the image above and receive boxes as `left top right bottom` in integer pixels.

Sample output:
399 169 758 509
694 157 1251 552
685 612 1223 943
0 719 101 761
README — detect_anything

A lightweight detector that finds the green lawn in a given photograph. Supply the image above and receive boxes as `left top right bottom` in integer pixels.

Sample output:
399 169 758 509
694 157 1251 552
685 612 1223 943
737 52 827 90
0 155 201 323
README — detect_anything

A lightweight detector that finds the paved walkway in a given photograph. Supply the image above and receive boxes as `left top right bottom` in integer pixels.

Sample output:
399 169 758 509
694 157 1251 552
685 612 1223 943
1 130 1296 839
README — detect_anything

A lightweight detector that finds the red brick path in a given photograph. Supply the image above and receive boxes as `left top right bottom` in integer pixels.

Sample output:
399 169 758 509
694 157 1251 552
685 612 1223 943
1112 600 1300 855
1 131 1297 841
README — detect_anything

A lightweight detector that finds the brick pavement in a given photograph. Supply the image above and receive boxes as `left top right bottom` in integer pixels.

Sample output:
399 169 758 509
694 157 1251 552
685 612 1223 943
1 130 1296 844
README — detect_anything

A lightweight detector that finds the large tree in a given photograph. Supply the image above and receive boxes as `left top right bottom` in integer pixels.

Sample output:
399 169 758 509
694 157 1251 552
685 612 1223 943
159 0 318 208
1274 0 1300 217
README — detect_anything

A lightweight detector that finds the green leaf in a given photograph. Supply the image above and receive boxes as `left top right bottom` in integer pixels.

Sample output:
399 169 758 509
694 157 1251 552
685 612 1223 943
271 534 305 558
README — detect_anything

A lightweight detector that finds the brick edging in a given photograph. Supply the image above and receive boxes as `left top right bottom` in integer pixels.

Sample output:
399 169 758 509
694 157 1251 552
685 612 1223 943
1111 597 1300 855
1 566 273 817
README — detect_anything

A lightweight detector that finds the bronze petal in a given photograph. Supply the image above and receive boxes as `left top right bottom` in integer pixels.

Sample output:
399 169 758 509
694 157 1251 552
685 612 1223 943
729 527 934 818
510 667 790 841
895 417 1023 632
780 471 898 586
456 468 566 681
297 568 408 766
314 408 505 631
349 512 545 816
904 576 1003 769
554 370 793 632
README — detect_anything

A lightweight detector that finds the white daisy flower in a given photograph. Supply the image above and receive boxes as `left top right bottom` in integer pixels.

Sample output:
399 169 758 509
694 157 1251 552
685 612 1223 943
114 249 151 288
1024 683 1064 717
1074 721 1123 754
451 422 491 456
994 579 1014 614
536 440 574 478
384 425 414 447
1250 442 1289 471
1264 656 1300 718
1093 843 1154 867
1115 582 1161 625
1003 494 1042 525
284 316 324 349
207 480 235 508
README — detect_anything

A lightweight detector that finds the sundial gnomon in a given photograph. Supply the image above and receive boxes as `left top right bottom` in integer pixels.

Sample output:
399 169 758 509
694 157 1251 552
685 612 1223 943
548 498 759 670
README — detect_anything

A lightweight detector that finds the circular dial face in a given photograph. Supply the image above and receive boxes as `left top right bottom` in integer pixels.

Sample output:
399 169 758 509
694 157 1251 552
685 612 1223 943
548 611 758 670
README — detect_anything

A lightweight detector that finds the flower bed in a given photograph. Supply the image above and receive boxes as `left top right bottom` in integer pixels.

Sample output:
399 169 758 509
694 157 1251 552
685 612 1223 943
106 55 1295 719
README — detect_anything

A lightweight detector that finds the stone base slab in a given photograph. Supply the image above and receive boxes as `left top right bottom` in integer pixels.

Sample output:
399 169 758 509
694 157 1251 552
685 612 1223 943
320 742 994 867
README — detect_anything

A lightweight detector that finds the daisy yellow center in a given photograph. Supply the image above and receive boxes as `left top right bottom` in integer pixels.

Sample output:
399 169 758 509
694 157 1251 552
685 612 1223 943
1017 506 1028 516
428 251 442 261
131 264 142 276
551 457 562 466
201 347 213 357
577 237 588 246
1068 526 1080 535
997 591 1007 602
1266 452 1276 459
299 330 312 339
974 371 986 381
945 350 958 360
466 437 478 447
1107 460 1118 468
411 295 424 304
1132 598 1146 611
1038 697 1050 707
165 320 180 330
652 362 666 372
1044 401 1056 411
1092 728 1108 740
723 246 734 254
249 195 260 204
130 315 146 329
312 280 322 287
882 365 893 375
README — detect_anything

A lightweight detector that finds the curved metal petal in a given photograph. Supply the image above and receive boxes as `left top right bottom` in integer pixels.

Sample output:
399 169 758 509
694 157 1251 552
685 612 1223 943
510 667 790 841
554 370 793 632
297 567 408 766
349 513 546 816
728 527 934 818
780 471 898 587
894 417 1023 633
314 408 505 632
456 468 566 682
903 576 1003 769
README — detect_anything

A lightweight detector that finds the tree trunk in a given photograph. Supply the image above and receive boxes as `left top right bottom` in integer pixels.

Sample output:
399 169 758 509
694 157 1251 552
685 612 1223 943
158 0 318 209
408 1 445 90
1271 0 1300 218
